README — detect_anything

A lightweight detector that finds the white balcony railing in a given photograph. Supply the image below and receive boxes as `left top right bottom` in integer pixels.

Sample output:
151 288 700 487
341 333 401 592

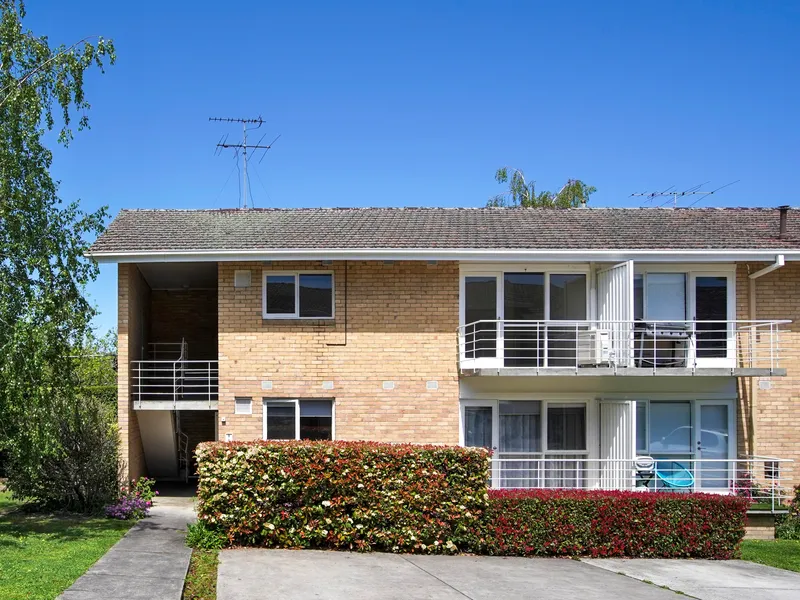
131 358 219 408
490 455 794 512
458 319 790 374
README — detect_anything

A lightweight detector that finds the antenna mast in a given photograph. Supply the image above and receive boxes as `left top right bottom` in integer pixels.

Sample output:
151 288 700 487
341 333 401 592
209 116 275 208
631 181 740 208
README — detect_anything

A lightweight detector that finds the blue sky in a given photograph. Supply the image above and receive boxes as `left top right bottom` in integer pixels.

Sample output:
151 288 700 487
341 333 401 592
26 0 800 334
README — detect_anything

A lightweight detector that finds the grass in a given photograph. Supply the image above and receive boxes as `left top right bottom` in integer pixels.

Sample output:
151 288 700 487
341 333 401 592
740 539 800 573
183 549 219 600
0 490 133 600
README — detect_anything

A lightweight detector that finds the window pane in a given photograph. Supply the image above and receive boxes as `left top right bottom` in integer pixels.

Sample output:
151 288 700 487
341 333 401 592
300 417 332 440
648 402 691 453
299 274 333 318
499 401 541 452
547 405 586 451
464 406 493 449
634 275 644 320
266 275 295 314
299 400 332 417
695 276 728 358
504 273 544 366
549 274 587 320
464 276 497 359
636 401 647 454
645 273 686 321
266 403 295 439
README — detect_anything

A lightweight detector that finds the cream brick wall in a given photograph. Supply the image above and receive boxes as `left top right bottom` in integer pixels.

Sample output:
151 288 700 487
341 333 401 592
117 263 149 480
736 262 800 484
217 260 460 444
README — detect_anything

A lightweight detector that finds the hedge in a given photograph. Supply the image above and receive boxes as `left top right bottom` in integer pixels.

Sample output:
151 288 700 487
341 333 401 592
195 442 748 558
195 441 489 553
474 489 748 559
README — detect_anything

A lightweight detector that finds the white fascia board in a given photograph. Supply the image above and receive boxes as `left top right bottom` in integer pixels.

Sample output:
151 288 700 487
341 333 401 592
84 248 800 264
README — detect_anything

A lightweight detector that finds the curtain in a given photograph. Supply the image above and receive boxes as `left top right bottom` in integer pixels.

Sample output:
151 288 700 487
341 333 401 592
499 401 541 487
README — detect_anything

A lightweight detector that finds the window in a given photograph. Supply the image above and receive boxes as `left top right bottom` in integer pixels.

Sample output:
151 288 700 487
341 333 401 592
234 397 252 415
263 272 333 319
546 404 586 451
263 399 333 440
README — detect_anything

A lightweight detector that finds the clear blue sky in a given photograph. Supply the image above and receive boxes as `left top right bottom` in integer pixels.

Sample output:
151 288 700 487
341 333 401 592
27 0 800 334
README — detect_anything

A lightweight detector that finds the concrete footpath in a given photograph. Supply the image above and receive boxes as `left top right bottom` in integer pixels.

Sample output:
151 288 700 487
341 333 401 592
583 558 800 600
217 549 680 600
58 492 195 600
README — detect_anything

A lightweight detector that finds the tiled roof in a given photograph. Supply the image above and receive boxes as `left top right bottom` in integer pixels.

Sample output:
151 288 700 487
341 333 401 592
88 207 800 254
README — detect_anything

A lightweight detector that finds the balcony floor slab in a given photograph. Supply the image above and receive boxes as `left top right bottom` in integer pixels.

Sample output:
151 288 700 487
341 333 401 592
462 367 786 377
133 401 219 410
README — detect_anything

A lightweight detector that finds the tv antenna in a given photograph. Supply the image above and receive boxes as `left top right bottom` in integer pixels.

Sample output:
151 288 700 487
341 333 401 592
631 181 740 208
209 116 280 208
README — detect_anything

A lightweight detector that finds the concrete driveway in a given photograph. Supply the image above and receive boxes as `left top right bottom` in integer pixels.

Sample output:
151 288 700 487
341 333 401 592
218 550 678 600
218 550 800 600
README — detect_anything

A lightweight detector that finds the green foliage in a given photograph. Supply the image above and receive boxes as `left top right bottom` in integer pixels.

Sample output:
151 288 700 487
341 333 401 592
488 167 596 208
0 1 115 508
195 441 490 552
6 394 122 513
74 330 118 406
776 485 800 540
471 489 748 559
186 521 227 551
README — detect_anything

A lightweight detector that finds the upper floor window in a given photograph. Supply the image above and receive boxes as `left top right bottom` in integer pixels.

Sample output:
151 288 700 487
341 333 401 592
262 272 334 319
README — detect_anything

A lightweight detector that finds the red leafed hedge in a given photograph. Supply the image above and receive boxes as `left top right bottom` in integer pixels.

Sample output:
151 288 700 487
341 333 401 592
474 489 748 559
195 441 489 553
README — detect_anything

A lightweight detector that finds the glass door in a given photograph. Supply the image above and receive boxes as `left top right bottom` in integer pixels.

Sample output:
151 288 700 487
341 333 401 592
695 401 733 490
691 274 734 368
463 275 500 367
503 273 544 367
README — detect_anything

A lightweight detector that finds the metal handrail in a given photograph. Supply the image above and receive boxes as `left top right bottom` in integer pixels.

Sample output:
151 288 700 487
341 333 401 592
488 455 794 512
457 319 791 373
131 359 219 408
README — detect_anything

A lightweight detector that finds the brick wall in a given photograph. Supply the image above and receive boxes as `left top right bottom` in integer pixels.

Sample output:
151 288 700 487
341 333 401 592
217 260 460 444
736 261 800 485
117 264 150 480
150 289 218 359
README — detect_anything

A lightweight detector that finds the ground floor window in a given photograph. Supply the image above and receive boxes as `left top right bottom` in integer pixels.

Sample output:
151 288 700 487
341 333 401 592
462 399 588 488
263 399 334 440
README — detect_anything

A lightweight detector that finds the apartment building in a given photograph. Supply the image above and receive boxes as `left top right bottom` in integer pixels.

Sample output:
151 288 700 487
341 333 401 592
88 206 799 506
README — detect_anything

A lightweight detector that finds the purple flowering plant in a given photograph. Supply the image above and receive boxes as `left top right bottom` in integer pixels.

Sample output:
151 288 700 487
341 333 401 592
105 477 159 520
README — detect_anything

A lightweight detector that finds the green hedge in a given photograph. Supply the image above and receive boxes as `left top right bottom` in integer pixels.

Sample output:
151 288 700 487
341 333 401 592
195 442 748 558
195 441 489 553
474 489 748 559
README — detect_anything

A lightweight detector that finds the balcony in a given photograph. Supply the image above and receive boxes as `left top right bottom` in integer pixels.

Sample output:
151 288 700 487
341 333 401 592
489 455 793 513
458 320 789 376
132 342 219 409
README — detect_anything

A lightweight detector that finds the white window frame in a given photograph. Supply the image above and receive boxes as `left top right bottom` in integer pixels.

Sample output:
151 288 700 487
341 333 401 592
459 265 591 369
262 271 335 320
262 399 336 440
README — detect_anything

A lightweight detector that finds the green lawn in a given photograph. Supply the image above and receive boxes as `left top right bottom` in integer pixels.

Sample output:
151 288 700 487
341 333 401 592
741 539 800 573
0 490 132 600
183 549 219 600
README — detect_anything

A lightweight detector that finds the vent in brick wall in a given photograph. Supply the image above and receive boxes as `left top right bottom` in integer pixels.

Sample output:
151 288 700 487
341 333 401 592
322 381 334 390
261 380 273 390
382 381 395 390
234 270 251 288
235 397 252 414
426 380 439 390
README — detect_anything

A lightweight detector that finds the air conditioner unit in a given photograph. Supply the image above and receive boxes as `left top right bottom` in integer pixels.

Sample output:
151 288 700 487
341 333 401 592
576 329 611 366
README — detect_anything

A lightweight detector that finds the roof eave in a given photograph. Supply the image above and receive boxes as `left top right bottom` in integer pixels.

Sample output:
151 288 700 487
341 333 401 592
84 248 800 264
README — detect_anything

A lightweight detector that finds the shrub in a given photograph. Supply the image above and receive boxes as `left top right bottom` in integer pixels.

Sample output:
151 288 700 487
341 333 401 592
6 394 122 513
195 441 489 553
777 485 800 540
105 477 158 520
186 521 227 550
472 489 748 559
